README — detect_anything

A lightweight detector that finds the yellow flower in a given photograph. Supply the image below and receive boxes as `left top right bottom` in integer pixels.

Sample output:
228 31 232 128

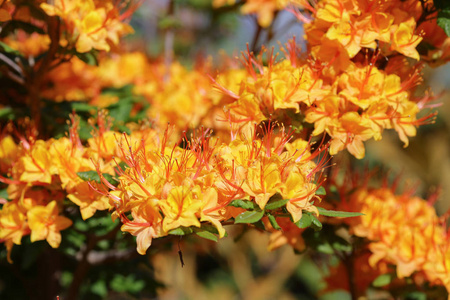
40 0 134 53
27 201 72 248
0 135 18 173
339 187 450 292
121 204 164 255
48 137 88 190
242 160 282 209
281 172 318 222
0 202 27 245
67 182 111 220
200 187 227 238
328 112 373 159
391 19 422 60
240 0 288 28
159 186 202 232
14 140 56 184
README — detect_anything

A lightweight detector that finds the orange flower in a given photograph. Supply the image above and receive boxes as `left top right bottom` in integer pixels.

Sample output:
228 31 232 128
0 202 27 246
121 204 165 255
27 201 72 248
391 19 422 60
13 140 56 184
159 186 202 232
40 0 134 53
338 187 450 292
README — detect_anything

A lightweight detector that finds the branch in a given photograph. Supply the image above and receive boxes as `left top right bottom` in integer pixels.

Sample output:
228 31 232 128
0 53 24 76
66 223 121 300
251 19 263 53
85 248 140 265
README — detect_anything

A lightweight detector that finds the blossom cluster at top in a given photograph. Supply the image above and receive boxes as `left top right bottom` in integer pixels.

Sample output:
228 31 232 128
0 0 136 54
40 0 137 53
3 0 445 159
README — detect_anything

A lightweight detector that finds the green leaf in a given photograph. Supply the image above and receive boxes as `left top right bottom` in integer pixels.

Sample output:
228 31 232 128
60 271 74 288
199 224 228 237
168 226 193 235
302 224 352 254
316 243 334 254
267 213 281 230
0 107 15 120
404 292 427 300
330 236 352 252
0 188 8 200
75 51 98 66
372 273 393 287
317 207 364 218
254 219 266 230
265 198 289 210
102 84 134 96
228 199 257 210
295 213 312 229
66 230 86 248
310 214 322 231
118 161 128 171
158 16 182 30
0 41 21 55
437 9 450 37
116 124 131 135
91 280 108 297
102 173 119 185
77 170 101 183
195 230 218 242
76 171 118 185
110 274 145 293
71 102 97 113
316 186 326 195
234 210 264 224
108 99 133 124
78 118 92 140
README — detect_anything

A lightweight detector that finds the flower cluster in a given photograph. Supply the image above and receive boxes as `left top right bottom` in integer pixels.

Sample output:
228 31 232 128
213 45 437 158
304 0 449 64
103 123 325 254
37 53 220 131
341 187 450 292
210 0 450 160
317 173 450 295
0 114 121 261
40 0 136 53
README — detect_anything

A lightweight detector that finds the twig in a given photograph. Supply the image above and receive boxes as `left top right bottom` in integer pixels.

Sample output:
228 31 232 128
251 19 263 53
67 223 121 300
344 252 358 300
0 52 24 76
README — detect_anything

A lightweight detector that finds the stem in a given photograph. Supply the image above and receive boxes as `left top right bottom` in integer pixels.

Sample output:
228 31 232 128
251 19 263 53
344 252 357 300
26 16 61 135
65 234 97 300
0 53 24 75
416 0 437 27
38 248 62 300
66 224 121 300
